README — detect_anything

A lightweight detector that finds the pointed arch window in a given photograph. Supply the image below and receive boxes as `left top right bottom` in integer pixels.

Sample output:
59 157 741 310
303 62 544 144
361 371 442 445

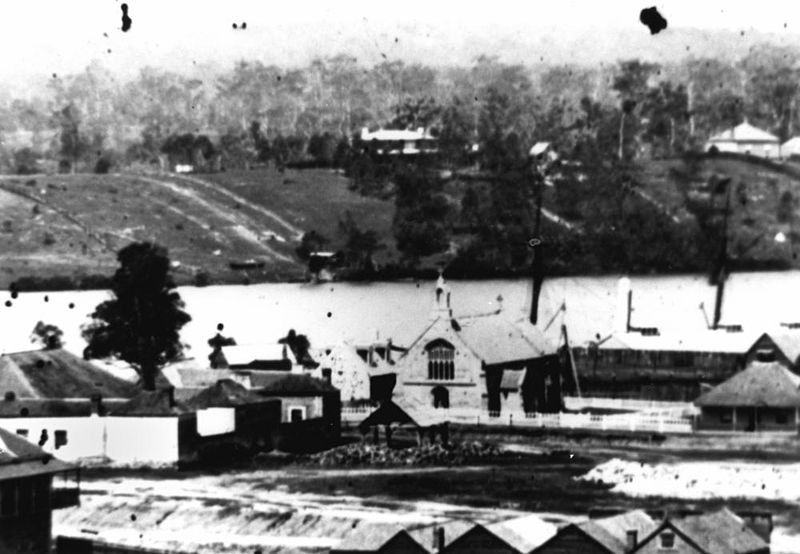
426 339 455 380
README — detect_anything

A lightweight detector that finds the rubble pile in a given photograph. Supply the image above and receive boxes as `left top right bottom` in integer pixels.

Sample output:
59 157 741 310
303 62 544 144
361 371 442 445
303 441 502 467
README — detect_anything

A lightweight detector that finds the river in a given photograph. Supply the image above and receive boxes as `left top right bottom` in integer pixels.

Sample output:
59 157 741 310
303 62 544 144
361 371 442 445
2 270 800 359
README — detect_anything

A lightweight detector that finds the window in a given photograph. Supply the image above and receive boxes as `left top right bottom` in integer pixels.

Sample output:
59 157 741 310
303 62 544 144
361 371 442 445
659 532 675 549
15 429 27 438
289 407 306 423
426 340 455 381
721 410 733 424
54 430 68 450
777 412 789 425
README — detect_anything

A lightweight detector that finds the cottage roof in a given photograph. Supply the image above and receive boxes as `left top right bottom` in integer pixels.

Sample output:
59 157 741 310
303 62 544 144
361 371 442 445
0 427 74 479
250 372 337 395
334 524 412 552
695 361 800 407
0 349 139 400
220 344 289 367
183 379 274 409
486 514 557 552
111 389 192 416
406 520 476 552
577 510 656 554
642 508 768 554
708 122 779 144
358 398 450 430
782 136 800 154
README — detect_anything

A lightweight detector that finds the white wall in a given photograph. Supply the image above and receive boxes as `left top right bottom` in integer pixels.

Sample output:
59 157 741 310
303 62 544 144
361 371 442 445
0 416 181 465
104 417 180 465
0 417 106 461
196 407 235 436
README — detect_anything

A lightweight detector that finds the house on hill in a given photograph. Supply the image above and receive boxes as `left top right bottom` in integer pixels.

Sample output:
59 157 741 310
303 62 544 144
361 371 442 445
393 276 564 415
212 344 293 371
632 508 768 554
359 127 438 156
695 360 800 432
0 427 79 554
705 121 780 159
533 509 656 554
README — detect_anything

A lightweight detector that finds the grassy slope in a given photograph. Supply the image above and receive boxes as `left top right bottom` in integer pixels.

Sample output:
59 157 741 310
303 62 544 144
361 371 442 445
0 169 395 288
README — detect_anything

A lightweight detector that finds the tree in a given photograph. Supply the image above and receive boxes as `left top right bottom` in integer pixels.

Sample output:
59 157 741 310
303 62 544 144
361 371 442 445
82 242 191 391
338 211 383 274
56 103 88 173
612 60 660 160
30 321 63 350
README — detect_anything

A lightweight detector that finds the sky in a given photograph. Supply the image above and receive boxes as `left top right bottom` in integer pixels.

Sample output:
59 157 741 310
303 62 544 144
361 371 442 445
2 1 800 86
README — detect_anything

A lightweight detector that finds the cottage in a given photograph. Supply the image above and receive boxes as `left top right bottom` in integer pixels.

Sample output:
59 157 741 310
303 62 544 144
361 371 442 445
694 360 800 432
0 427 79 554
705 122 780 159
632 508 768 554
532 510 656 554
311 340 399 404
250 372 341 451
393 276 562 415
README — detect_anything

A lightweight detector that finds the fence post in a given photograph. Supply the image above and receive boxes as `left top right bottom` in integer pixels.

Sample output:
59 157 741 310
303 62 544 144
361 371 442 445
509 412 513 427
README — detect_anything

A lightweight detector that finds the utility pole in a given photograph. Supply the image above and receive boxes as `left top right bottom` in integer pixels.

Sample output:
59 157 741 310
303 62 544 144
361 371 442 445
529 159 546 325
712 179 733 330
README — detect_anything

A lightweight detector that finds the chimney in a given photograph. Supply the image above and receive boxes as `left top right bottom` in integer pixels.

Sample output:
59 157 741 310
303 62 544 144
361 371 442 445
432 527 445 552
386 339 393 364
360 127 369 140
167 386 176 408
368 346 374 366
626 530 638 552
615 277 632 334
90 393 103 416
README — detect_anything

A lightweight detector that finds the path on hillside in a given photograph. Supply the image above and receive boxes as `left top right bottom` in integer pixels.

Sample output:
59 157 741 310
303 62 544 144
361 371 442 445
171 173 304 240
135 175 294 263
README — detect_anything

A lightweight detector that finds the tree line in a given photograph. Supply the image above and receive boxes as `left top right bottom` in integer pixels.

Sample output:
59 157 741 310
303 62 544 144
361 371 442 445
2 44 800 174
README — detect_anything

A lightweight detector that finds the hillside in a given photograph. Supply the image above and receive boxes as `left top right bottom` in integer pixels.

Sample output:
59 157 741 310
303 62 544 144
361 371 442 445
0 168 395 289
2 156 800 290
635 156 800 269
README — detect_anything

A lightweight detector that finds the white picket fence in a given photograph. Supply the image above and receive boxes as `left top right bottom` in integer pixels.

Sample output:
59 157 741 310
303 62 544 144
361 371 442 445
341 405 694 434
563 396 698 415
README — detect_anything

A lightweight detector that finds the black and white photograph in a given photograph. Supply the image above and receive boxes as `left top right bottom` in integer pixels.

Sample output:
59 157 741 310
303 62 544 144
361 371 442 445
0 1 798 552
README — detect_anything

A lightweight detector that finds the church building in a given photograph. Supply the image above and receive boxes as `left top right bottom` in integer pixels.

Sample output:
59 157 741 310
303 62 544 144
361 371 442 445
392 276 564 414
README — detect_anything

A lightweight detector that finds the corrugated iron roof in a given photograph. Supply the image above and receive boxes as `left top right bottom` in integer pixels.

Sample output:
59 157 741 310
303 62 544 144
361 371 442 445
334 524 410 552
0 427 74 478
599 329 757 354
183 379 276 409
577 510 656 554
695 361 800 407
486 514 557 552
653 508 768 554
220 344 288 366
111 389 193 416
